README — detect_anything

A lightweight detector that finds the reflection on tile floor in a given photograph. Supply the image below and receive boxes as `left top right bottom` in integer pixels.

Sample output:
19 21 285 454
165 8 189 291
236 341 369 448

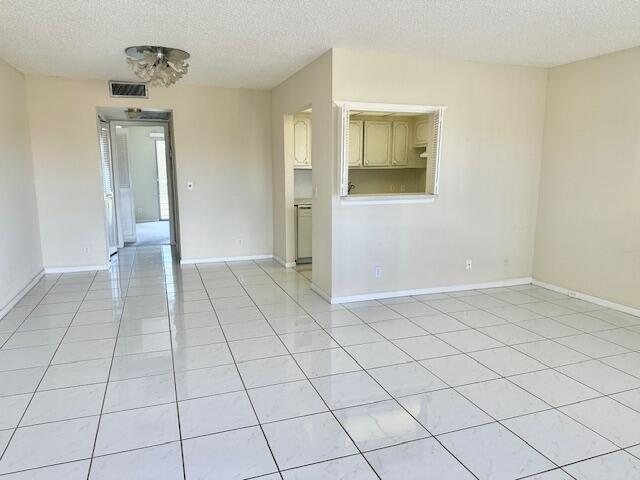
0 246 640 478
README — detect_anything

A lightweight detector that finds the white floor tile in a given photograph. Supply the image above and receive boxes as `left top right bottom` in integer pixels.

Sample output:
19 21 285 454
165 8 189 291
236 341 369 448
282 454 377 480
294 348 361 377
1 460 90 479
399 389 492 434
179 390 257 438
564 450 640 480
0 394 31 430
560 397 640 447
408 313 468 334
439 422 554 480
327 324 385 346
421 354 499 386
458 378 550 419
237 354 305 388
228 335 288 362
0 416 99 474
39 358 111 390
510 369 600 407
94 403 179 456
174 364 243 401
435 329 503 352
514 339 590 367
558 360 640 394
503 409 617 465
555 334 629 358
22 384 105 426
89 442 183 480
103 373 175 412
346 341 412 369
365 437 475 479
248 380 327 423
470 347 546 376
279 329 338 353
173 342 233 371
262 412 357 470
183 426 277 479
311 371 390 409
393 334 460 359
334 399 429 451
369 318 429 339
368 362 447 397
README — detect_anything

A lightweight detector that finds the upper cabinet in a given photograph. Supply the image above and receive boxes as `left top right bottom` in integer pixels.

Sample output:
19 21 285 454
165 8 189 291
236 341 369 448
414 118 430 146
363 121 392 167
293 115 311 168
391 121 409 166
348 120 363 167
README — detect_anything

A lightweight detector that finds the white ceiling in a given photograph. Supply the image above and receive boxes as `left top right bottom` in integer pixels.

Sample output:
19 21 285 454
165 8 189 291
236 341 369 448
2 0 639 89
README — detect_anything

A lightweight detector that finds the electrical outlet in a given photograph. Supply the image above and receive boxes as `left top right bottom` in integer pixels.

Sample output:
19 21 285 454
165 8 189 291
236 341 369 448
137 207 143 214
81 246 90 255
390 184 396 192
236 237 245 248
503 256 510 267
374 266 383 279
567 290 578 298
400 184 406 192
465 259 473 270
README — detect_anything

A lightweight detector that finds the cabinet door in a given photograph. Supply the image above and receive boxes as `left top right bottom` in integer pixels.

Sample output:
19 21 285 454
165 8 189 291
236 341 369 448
414 119 430 146
391 121 409 166
348 120 363 166
363 121 391 167
293 117 311 167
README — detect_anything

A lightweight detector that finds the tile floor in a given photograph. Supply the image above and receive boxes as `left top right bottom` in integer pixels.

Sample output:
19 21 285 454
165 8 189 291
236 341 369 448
0 246 640 479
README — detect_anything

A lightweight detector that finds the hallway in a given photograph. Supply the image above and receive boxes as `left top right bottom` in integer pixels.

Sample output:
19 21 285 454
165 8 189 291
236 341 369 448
131 221 170 246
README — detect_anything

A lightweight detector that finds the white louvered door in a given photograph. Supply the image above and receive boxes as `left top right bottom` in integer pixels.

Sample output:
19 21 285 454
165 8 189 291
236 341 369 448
113 129 137 243
98 122 118 255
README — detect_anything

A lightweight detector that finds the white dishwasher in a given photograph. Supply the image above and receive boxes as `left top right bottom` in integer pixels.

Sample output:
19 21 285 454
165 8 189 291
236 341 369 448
296 204 312 263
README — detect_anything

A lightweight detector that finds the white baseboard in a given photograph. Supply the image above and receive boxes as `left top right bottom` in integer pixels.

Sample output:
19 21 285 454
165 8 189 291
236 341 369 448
0 269 45 320
44 264 110 274
532 279 640 317
273 255 296 268
180 254 273 265
323 277 533 305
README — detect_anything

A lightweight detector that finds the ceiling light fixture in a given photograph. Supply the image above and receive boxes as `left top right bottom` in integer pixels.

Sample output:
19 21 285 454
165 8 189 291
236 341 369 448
125 46 190 87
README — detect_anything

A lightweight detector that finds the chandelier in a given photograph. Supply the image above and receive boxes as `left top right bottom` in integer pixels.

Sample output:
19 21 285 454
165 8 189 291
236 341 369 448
125 46 190 87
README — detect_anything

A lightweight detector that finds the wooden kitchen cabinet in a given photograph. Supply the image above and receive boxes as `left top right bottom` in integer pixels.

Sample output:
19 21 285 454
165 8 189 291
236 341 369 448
363 120 392 167
293 115 311 168
348 120 363 166
391 121 409 166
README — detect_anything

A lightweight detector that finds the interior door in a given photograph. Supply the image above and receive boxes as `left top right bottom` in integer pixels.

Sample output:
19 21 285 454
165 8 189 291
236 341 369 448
98 122 118 256
112 128 137 244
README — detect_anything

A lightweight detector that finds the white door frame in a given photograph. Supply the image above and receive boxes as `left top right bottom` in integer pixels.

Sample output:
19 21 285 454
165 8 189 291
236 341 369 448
107 119 181 257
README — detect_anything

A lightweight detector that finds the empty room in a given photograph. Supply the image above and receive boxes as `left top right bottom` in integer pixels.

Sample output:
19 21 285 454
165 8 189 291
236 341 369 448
1 1 639 479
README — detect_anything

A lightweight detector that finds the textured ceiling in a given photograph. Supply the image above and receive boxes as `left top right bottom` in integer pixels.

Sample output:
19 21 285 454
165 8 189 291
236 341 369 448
1 0 639 89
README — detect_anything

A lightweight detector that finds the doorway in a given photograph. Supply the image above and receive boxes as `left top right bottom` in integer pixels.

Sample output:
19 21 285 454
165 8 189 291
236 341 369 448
96 108 180 259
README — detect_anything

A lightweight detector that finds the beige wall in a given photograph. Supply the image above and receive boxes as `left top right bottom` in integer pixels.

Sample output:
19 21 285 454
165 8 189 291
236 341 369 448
271 52 333 293
331 49 548 298
126 126 163 222
534 48 640 309
0 60 43 312
26 76 273 267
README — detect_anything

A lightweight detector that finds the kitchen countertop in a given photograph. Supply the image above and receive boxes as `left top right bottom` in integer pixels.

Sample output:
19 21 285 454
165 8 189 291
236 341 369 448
294 198 312 206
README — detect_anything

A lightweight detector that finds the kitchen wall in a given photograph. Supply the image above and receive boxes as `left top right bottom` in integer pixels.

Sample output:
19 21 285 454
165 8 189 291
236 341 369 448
330 48 547 299
349 168 425 195
534 48 640 310
0 60 43 314
271 51 333 292
125 126 163 222
294 169 313 199
26 76 273 267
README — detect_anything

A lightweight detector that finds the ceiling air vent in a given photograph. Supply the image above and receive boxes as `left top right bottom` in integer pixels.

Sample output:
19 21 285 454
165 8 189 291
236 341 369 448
109 81 148 98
